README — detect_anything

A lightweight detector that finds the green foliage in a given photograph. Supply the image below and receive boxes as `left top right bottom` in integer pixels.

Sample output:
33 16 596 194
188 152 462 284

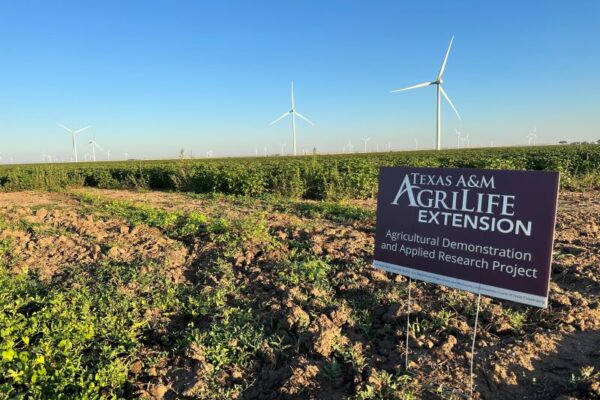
504 308 527 330
2 145 599 198
354 370 414 400
0 260 180 398
291 201 374 222
277 258 333 288
75 193 209 239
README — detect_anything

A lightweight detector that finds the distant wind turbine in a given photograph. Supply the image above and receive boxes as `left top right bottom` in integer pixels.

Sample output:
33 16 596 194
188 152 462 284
89 137 105 162
455 129 462 149
280 143 287 155
391 36 461 150
462 132 470 147
414 138 419 151
269 81 314 156
361 137 371 153
57 124 91 163
347 139 354 153
528 127 538 146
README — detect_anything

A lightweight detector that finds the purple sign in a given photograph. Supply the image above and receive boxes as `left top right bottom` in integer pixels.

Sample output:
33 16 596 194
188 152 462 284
373 167 559 307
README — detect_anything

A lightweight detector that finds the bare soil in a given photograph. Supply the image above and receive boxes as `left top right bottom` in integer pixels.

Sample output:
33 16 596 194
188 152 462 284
0 189 598 399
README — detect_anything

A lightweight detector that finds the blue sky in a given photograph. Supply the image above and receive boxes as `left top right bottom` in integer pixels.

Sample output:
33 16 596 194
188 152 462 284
0 1 598 162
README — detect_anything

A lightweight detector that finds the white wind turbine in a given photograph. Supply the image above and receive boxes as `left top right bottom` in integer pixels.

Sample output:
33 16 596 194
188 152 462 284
391 37 461 150
461 132 470 147
455 129 462 149
89 137 105 162
347 139 354 153
528 127 538 146
361 137 371 153
57 124 91 163
269 82 314 156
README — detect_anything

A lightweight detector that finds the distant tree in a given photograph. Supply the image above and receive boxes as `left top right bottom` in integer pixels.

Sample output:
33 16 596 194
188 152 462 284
559 141 568 144
597 139 600 144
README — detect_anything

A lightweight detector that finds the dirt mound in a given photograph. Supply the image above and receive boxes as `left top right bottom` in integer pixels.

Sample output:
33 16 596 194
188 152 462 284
0 204 187 281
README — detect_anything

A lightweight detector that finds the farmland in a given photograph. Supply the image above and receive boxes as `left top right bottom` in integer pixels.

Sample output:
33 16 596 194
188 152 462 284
1 145 600 197
0 147 599 399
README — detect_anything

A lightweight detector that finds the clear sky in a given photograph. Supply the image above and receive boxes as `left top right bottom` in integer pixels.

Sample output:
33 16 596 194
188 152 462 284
0 1 598 162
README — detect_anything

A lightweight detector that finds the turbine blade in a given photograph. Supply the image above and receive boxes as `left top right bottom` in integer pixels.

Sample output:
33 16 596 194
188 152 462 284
294 111 314 125
390 81 433 93
74 126 91 134
290 81 295 109
269 112 290 125
57 123 72 132
95 143 105 152
438 36 454 80
440 86 461 120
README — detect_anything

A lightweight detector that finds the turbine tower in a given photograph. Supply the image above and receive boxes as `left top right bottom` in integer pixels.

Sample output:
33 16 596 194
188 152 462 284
58 124 91 162
391 37 461 150
269 81 314 156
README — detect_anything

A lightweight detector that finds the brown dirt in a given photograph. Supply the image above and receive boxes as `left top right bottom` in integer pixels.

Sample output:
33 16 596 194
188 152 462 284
0 196 187 282
0 189 598 399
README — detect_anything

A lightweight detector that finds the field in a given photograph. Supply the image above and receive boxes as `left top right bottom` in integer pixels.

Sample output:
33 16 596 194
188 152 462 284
0 147 599 399
1 145 600 197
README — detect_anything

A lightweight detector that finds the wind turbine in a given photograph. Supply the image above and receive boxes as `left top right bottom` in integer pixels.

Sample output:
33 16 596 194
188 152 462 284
347 139 354 153
280 143 287 155
391 36 461 150
414 138 419 151
269 81 314 156
455 129 462 149
528 127 538 146
57 124 91 162
89 137 105 162
461 132 470 147
361 137 371 153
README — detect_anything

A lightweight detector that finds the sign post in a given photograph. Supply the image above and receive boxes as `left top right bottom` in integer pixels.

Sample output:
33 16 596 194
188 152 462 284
373 167 559 395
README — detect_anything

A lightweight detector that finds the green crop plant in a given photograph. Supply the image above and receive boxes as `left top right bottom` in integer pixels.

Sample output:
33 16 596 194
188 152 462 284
1 145 598 199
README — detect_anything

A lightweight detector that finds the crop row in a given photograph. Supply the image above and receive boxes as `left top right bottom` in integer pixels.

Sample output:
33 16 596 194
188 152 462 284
0 145 599 199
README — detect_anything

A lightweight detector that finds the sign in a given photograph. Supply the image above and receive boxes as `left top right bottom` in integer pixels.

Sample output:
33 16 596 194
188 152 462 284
373 167 559 307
